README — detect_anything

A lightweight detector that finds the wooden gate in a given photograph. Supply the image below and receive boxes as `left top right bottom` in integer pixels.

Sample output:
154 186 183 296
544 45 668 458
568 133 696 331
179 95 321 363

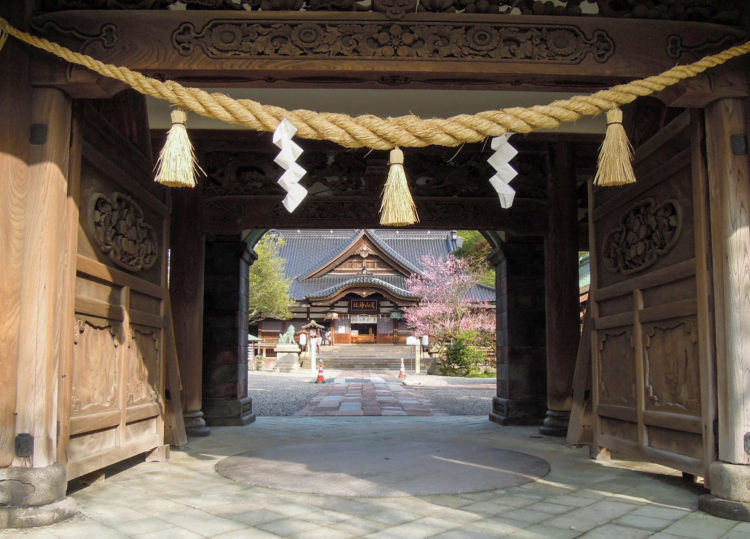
589 109 716 479
58 92 168 480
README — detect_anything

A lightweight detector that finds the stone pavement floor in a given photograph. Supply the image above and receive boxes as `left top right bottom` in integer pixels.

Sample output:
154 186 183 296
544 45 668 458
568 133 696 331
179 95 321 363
3 417 749 538
294 370 446 417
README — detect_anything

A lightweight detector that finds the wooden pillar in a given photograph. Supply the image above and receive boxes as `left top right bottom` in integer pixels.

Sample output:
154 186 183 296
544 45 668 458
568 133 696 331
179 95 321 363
0 82 78 527
541 142 580 436
700 97 750 517
489 239 547 425
0 25 31 474
202 236 256 426
169 189 209 436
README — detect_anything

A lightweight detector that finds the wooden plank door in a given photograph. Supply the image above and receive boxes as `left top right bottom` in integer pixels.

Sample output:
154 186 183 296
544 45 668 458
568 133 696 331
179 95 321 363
57 92 170 480
589 109 715 479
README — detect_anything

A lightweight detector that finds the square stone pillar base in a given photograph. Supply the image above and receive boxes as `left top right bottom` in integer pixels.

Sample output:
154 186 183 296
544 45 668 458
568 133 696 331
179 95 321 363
203 396 256 427
489 397 544 426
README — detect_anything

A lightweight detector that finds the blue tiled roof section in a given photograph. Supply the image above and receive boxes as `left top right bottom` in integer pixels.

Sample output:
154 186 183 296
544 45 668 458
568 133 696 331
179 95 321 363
289 273 410 301
364 229 420 273
307 275 416 300
269 229 495 302
276 229 359 280
466 283 496 302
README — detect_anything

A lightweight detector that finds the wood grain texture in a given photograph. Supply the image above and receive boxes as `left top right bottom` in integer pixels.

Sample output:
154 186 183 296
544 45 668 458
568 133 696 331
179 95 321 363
57 106 82 466
590 108 712 477
14 88 72 468
705 98 750 465
0 34 30 467
567 307 592 444
63 92 166 480
690 109 716 485
28 11 748 95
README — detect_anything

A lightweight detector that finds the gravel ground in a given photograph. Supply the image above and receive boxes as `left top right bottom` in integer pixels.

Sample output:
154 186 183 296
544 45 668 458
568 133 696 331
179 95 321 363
248 370 495 416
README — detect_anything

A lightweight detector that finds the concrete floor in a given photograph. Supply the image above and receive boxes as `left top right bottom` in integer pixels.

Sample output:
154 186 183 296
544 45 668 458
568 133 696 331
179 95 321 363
3 417 749 538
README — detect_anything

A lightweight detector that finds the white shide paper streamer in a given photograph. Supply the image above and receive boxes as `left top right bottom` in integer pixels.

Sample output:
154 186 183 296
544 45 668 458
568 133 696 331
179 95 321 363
273 118 308 213
487 133 518 209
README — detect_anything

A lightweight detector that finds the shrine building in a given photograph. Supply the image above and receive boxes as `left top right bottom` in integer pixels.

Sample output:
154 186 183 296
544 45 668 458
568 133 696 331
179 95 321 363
257 228 495 344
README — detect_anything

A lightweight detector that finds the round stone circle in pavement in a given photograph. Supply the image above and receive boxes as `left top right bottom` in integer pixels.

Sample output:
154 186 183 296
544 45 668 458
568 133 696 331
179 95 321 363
215 441 550 497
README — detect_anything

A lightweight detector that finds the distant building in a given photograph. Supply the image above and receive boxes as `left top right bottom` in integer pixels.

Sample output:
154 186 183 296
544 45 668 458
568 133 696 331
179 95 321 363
257 229 495 345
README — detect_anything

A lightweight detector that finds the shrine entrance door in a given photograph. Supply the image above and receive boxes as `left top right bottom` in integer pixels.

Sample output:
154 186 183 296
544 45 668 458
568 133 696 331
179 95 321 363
589 109 715 480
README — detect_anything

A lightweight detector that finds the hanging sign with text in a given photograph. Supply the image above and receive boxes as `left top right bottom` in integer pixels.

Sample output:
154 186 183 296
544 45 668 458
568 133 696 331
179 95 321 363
350 299 378 312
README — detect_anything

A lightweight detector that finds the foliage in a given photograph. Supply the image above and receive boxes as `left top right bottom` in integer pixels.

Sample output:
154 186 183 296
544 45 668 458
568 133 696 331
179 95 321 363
442 331 487 376
403 254 495 366
248 233 292 323
453 230 495 287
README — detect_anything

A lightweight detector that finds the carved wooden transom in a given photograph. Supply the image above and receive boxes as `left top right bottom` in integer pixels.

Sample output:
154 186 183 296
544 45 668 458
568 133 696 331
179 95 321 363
601 198 682 275
89 191 159 272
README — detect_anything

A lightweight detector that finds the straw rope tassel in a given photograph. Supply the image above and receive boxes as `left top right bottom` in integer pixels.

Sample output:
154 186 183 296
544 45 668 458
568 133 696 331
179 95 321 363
155 109 201 188
594 108 636 187
2 16 750 152
380 147 419 226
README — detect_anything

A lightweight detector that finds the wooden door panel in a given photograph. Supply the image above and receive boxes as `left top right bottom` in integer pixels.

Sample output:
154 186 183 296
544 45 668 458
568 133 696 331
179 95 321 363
590 108 715 479
71 316 121 416
59 93 168 480
643 316 701 415
597 328 636 408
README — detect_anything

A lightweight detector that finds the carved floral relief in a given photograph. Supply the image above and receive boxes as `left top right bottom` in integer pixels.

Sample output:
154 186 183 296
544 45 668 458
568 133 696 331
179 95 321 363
644 319 700 414
602 198 682 275
72 319 120 414
172 20 614 64
89 192 159 272
127 326 159 406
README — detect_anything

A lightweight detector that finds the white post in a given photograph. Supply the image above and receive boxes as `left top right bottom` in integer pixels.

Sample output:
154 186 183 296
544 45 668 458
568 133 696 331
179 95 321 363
310 342 317 374
414 344 420 374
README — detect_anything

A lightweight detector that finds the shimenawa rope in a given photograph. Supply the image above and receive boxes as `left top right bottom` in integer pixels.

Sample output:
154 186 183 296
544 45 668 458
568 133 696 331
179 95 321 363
1 15 749 150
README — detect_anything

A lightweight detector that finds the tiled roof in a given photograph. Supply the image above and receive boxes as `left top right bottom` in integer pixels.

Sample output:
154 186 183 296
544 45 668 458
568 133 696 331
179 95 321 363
307 275 416 300
272 229 494 303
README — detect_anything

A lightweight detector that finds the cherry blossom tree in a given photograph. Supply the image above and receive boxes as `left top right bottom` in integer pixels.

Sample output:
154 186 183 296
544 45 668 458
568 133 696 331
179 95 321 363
403 254 495 357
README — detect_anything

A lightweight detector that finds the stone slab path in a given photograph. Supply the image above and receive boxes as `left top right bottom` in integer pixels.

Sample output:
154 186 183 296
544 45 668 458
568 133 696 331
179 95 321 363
293 370 446 417
9 417 749 538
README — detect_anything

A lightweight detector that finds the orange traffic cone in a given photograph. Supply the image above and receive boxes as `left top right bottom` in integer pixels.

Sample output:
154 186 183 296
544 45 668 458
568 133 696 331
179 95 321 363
315 365 326 384
399 359 406 380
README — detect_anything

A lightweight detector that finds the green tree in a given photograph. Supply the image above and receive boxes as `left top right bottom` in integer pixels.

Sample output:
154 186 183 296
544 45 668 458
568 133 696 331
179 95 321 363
453 230 495 287
248 234 292 323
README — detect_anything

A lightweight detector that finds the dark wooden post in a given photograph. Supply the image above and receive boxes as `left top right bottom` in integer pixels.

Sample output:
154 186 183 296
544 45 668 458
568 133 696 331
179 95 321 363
170 189 210 436
202 236 256 426
489 239 547 425
540 142 580 436
699 97 750 518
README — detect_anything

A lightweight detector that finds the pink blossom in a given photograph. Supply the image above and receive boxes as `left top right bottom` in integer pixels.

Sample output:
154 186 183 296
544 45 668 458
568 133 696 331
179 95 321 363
403 255 495 351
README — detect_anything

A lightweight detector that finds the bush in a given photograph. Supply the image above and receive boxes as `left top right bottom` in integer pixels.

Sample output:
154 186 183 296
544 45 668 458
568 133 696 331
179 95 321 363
441 331 486 376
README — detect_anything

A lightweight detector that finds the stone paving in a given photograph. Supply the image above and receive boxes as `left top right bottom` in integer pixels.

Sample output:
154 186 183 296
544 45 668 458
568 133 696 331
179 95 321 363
294 370 446 417
3 416 750 538
4 375 750 537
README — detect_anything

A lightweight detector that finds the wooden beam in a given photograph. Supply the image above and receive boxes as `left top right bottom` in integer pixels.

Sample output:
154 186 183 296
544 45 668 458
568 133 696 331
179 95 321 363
28 11 748 96
202 195 547 234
